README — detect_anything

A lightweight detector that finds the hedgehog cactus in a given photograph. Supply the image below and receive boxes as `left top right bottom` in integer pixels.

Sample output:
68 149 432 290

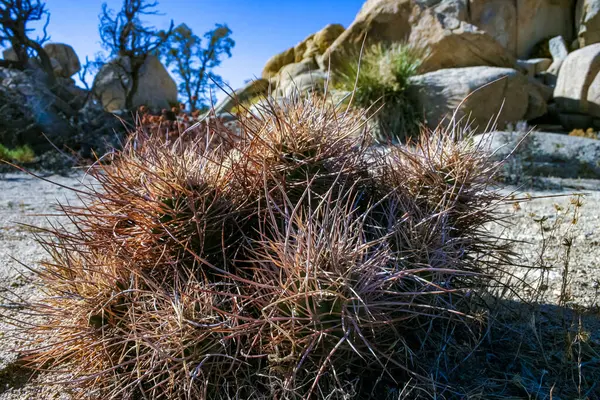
19 95 511 399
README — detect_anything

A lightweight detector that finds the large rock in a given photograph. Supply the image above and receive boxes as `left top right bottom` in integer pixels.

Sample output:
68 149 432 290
408 10 516 73
276 59 319 83
548 36 570 74
0 67 69 148
297 24 345 61
42 43 81 78
554 43 600 118
262 48 296 80
213 79 270 114
321 1 515 72
2 47 17 61
525 82 549 121
475 130 600 179
357 0 467 20
517 58 552 76
576 0 600 47
263 24 344 79
469 0 574 58
266 53 328 98
549 36 570 62
428 0 469 20
528 77 554 102
93 55 177 112
0 66 122 155
543 36 571 85
320 0 421 69
469 0 518 55
276 70 328 97
274 59 325 97
515 0 575 58
408 67 545 131
3 44 81 78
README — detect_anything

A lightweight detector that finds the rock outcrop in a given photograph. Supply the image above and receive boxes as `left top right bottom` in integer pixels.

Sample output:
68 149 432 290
408 9 516 73
515 0 575 58
576 0 600 47
42 43 81 78
470 0 575 58
276 69 327 97
554 43 600 118
93 55 178 112
319 0 420 69
213 78 270 114
0 66 122 154
251 0 600 131
2 43 81 78
262 24 345 79
408 67 545 130
320 0 575 67
548 36 571 72
0 67 71 148
517 58 552 76
476 130 600 179
469 0 518 54
320 0 516 72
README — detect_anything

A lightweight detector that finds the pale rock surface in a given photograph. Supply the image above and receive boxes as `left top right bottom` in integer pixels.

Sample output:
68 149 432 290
554 43 600 118
576 0 600 47
408 10 516 73
408 67 542 131
93 55 177 112
42 43 81 78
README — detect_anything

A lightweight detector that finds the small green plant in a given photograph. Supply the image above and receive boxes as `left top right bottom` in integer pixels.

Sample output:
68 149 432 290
0 144 35 163
334 43 423 143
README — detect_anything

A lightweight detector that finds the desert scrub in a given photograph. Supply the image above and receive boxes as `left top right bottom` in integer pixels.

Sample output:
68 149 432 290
334 43 422 143
0 144 35 163
14 95 513 399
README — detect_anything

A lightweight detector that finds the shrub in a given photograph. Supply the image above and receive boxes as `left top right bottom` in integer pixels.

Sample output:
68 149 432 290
0 144 35 163
334 43 423 143
19 95 510 399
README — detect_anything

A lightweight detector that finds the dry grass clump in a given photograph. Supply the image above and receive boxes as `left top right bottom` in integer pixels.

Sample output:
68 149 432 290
334 43 423 143
17 95 512 399
569 127 598 140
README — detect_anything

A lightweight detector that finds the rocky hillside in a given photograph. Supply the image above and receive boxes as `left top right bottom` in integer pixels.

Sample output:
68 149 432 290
217 0 600 137
4 0 600 178
0 42 179 163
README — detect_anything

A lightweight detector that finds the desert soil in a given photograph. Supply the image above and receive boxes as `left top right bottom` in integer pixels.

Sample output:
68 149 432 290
0 172 598 398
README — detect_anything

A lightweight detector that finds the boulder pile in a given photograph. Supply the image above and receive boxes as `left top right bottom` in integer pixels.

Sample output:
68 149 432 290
219 0 600 133
0 43 129 159
0 41 180 161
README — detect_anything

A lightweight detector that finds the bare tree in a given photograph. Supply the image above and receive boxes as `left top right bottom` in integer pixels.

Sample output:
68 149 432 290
0 0 81 118
163 23 234 112
0 0 54 75
97 0 173 110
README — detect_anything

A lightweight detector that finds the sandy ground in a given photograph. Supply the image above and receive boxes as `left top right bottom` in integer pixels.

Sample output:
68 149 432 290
0 172 598 398
494 184 600 308
0 172 87 399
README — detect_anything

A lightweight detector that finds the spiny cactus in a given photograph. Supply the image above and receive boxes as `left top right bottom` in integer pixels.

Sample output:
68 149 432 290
18 94 511 399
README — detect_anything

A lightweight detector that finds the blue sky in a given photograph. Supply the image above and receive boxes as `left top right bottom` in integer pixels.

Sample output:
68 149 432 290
16 0 364 101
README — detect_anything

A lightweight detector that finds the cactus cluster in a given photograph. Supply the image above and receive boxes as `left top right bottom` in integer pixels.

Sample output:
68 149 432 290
22 95 511 399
